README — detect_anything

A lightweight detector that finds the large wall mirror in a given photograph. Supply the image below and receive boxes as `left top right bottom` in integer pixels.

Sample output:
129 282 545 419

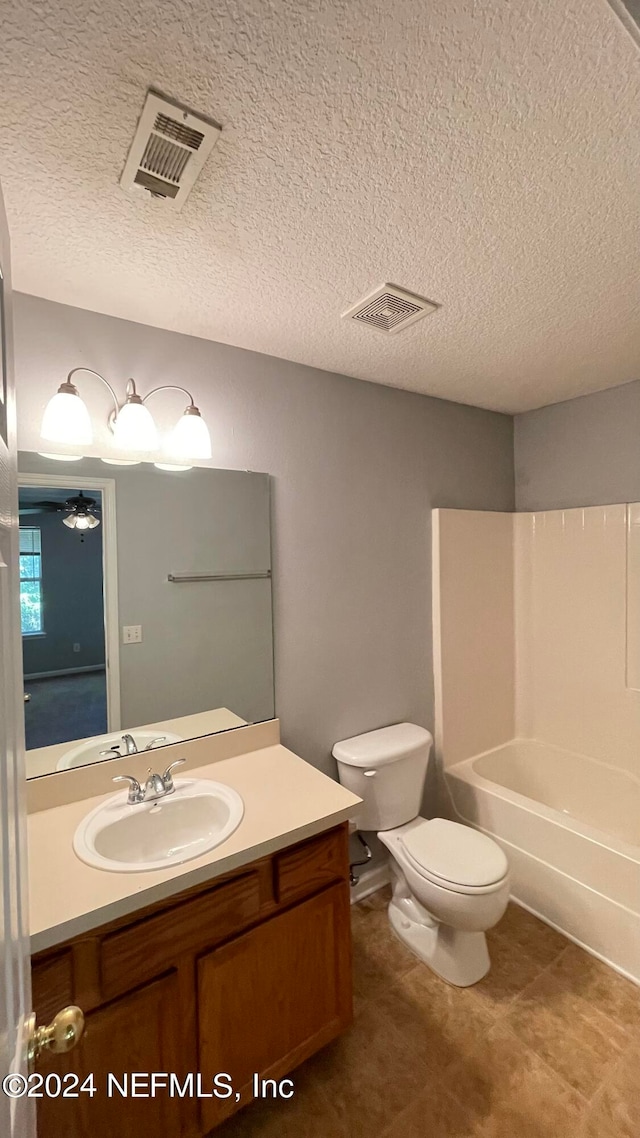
19 452 274 779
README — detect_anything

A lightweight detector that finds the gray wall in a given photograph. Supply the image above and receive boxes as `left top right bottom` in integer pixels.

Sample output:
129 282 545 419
13 293 515 777
515 380 640 511
19 454 274 731
21 505 105 676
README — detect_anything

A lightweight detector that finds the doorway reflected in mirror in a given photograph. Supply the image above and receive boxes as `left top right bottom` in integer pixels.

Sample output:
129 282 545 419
20 485 108 749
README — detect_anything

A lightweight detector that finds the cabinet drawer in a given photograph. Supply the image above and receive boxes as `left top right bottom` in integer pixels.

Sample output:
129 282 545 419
32 950 74 1024
100 871 260 1000
276 827 347 905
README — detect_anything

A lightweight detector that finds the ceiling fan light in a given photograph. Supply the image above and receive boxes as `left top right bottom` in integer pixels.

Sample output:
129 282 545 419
41 384 93 446
62 515 77 529
112 395 158 452
168 405 211 462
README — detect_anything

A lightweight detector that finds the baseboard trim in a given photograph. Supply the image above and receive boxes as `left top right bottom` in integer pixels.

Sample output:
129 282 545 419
349 863 390 904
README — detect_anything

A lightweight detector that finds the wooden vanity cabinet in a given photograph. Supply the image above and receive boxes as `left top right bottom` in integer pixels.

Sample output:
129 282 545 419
31 823 352 1138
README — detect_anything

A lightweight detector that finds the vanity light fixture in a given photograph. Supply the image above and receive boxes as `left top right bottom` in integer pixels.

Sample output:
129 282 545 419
40 369 212 464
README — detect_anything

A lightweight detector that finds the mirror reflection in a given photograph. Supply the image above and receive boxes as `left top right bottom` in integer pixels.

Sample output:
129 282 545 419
19 452 274 779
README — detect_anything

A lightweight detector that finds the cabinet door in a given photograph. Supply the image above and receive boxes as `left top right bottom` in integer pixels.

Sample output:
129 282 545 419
198 882 351 1131
36 973 184 1138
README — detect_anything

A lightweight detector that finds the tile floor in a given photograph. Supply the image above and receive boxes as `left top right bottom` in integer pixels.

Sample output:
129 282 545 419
216 886 640 1137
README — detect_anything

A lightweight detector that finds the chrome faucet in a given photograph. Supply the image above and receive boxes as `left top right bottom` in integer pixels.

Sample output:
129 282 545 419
112 758 187 805
99 732 139 759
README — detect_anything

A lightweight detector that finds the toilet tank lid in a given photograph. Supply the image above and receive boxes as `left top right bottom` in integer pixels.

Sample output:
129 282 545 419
332 723 433 768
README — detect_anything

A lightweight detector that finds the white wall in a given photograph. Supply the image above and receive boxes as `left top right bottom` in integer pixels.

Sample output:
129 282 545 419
13 294 515 776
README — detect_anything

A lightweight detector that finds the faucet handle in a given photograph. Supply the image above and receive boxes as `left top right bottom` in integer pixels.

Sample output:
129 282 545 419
112 774 143 804
161 758 186 791
144 736 167 751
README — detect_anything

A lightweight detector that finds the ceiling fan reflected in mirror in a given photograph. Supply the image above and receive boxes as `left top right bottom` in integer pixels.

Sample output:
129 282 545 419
21 491 102 535
62 493 101 532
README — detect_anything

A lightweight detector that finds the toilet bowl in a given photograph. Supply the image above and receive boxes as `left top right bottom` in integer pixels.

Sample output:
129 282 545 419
379 816 510 986
333 723 510 987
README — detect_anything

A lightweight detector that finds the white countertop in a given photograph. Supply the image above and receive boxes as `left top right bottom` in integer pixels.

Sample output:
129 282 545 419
29 742 361 954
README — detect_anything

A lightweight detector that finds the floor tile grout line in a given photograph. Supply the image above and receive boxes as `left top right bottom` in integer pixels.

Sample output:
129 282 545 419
500 941 577 1012
505 939 638 1050
501 986 630 1104
493 1020 592 1109
512 938 640 1038
378 1082 474 1138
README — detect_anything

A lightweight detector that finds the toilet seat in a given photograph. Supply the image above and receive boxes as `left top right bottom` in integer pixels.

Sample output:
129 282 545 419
399 818 508 896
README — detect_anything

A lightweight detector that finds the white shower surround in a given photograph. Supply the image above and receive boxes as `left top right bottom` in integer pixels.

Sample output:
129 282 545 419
432 505 640 984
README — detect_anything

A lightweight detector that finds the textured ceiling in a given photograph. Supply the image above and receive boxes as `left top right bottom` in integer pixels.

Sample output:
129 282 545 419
1 0 639 413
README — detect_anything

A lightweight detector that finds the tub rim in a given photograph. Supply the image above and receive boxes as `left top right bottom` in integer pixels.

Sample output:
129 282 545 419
446 737 640 865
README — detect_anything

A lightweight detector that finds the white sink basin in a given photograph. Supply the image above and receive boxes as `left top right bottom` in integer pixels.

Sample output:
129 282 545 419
58 730 183 770
73 779 244 872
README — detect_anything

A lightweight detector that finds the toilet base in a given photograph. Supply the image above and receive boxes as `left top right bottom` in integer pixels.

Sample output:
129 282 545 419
387 873 491 987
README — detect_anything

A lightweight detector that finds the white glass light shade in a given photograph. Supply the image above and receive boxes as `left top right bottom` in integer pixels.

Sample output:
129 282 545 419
63 512 100 530
38 452 84 462
101 458 141 466
167 407 211 462
112 398 158 452
41 387 92 446
154 462 193 472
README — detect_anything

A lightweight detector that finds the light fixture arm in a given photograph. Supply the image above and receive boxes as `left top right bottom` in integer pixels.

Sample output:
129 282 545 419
142 384 198 409
66 368 120 418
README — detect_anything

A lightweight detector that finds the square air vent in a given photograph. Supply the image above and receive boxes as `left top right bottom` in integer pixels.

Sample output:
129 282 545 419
342 284 439 334
120 91 221 210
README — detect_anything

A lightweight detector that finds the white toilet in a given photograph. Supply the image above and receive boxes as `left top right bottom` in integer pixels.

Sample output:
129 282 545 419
333 723 510 987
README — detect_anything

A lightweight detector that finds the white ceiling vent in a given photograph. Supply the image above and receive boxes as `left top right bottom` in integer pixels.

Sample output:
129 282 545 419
120 91 221 210
342 284 439 334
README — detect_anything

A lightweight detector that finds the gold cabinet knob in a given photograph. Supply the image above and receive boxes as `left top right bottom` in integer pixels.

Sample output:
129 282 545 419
26 1006 85 1071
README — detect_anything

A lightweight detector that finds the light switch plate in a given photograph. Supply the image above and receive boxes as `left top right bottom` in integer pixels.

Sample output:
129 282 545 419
122 625 142 644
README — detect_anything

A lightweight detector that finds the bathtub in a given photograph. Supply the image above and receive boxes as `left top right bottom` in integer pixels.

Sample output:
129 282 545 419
446 739 640 984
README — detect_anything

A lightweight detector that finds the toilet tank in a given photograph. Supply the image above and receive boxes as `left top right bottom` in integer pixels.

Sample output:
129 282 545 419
333 723 433 831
